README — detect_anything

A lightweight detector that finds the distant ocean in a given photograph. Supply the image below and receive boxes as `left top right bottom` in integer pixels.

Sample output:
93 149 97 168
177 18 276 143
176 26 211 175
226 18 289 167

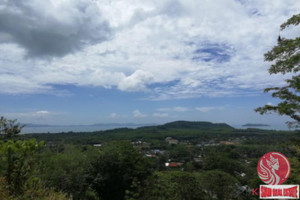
231 124 292 131
21 123 293 134
21 125 143 134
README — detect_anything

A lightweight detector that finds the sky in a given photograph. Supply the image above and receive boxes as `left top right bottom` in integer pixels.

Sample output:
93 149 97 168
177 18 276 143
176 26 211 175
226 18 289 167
0 0 299 127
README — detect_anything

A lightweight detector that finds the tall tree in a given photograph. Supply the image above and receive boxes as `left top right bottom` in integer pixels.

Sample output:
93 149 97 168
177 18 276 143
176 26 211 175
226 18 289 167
255 14 300 128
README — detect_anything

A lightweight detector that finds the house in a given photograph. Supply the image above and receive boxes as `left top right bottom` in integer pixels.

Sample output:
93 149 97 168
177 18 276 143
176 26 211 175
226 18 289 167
145 153 156 158
234 184 251 199
165 137 179 145
220 141 235 145
46 141 58 147
131 140 150 148
193 154 202 162
165 162 183 167
180 140 190 145
204 143 219 147
93 144 102 147
196 144 202 148
153 149 164 154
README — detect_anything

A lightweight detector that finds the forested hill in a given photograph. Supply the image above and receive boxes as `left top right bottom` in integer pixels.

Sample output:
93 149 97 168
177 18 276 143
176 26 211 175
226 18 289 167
158 121 233 129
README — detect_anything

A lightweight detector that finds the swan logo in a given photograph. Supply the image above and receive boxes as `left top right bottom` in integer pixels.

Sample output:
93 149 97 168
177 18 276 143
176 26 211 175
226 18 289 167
257 152 291 185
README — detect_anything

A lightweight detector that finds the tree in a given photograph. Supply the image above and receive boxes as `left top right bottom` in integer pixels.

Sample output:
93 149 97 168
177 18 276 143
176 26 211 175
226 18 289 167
202 152 241 175
255 14 300 128
87 142 152 200
199 170 239 200
0 139 45 196
36 145 99 200
0 116 24 139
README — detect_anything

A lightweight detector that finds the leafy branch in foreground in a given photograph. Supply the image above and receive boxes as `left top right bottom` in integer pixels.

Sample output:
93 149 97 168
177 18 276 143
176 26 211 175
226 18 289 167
255 13 300 128
0 116 25 139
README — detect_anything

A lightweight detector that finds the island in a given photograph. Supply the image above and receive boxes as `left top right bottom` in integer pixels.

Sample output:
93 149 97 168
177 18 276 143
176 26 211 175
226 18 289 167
242 123 270 127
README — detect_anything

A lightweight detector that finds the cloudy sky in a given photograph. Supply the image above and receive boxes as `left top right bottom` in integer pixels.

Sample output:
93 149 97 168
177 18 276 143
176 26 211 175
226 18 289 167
0 0 299 127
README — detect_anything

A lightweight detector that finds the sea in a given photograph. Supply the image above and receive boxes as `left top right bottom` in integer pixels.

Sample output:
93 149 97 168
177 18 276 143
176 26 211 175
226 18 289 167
21 124 145 134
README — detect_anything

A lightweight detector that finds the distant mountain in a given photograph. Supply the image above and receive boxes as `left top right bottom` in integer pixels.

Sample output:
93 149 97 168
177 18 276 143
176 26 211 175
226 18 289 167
159 121 233 129
242 123 270 127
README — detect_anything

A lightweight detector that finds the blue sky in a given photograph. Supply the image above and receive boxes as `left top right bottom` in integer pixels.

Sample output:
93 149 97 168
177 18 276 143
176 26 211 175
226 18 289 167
0 0 299 127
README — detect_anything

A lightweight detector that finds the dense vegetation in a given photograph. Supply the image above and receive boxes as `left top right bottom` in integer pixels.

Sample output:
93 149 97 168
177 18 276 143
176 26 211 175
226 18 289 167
1 118 300 199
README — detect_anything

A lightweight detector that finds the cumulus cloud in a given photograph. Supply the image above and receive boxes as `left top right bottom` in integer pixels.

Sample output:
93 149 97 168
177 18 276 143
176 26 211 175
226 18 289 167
0 0 299 98
0 0 111 57
118 70 154 92
133 110 147 118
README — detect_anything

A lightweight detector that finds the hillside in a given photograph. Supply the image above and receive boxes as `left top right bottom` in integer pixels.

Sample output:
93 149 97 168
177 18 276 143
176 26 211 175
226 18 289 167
159 121 233 129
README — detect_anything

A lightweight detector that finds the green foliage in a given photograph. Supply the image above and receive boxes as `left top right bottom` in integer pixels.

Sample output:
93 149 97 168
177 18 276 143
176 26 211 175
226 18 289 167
199 170 239 200
169 144 197 162
285 156 300 184
203 152 241 175
87 141 152 200
0 139 45 196
0 176 68 200
255 13 300 127
141 170 241 200
36 145 99 199
140 171 207 200
0 116 24 139
281 14 300 30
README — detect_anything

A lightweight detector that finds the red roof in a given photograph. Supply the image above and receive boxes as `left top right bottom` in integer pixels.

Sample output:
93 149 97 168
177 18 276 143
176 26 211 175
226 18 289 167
169 162 181 167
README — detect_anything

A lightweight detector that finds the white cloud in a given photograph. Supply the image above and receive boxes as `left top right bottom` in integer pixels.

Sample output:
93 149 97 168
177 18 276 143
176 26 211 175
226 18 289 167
195 106 224 112
3 110 57 123
4 110 52 117
109 113 127 118
153 113 168 117
109 113 118 118
118 70 154 92
133 110 147 118
35 110 50 115
0 0 299 98
174 106 188 112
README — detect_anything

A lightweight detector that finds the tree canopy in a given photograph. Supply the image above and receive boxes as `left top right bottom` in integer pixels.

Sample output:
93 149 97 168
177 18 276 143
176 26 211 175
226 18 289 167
255 13 300 128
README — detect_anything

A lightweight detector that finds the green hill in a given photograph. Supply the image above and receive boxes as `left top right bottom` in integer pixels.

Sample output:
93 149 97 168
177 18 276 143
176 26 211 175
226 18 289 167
159 121 233 129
